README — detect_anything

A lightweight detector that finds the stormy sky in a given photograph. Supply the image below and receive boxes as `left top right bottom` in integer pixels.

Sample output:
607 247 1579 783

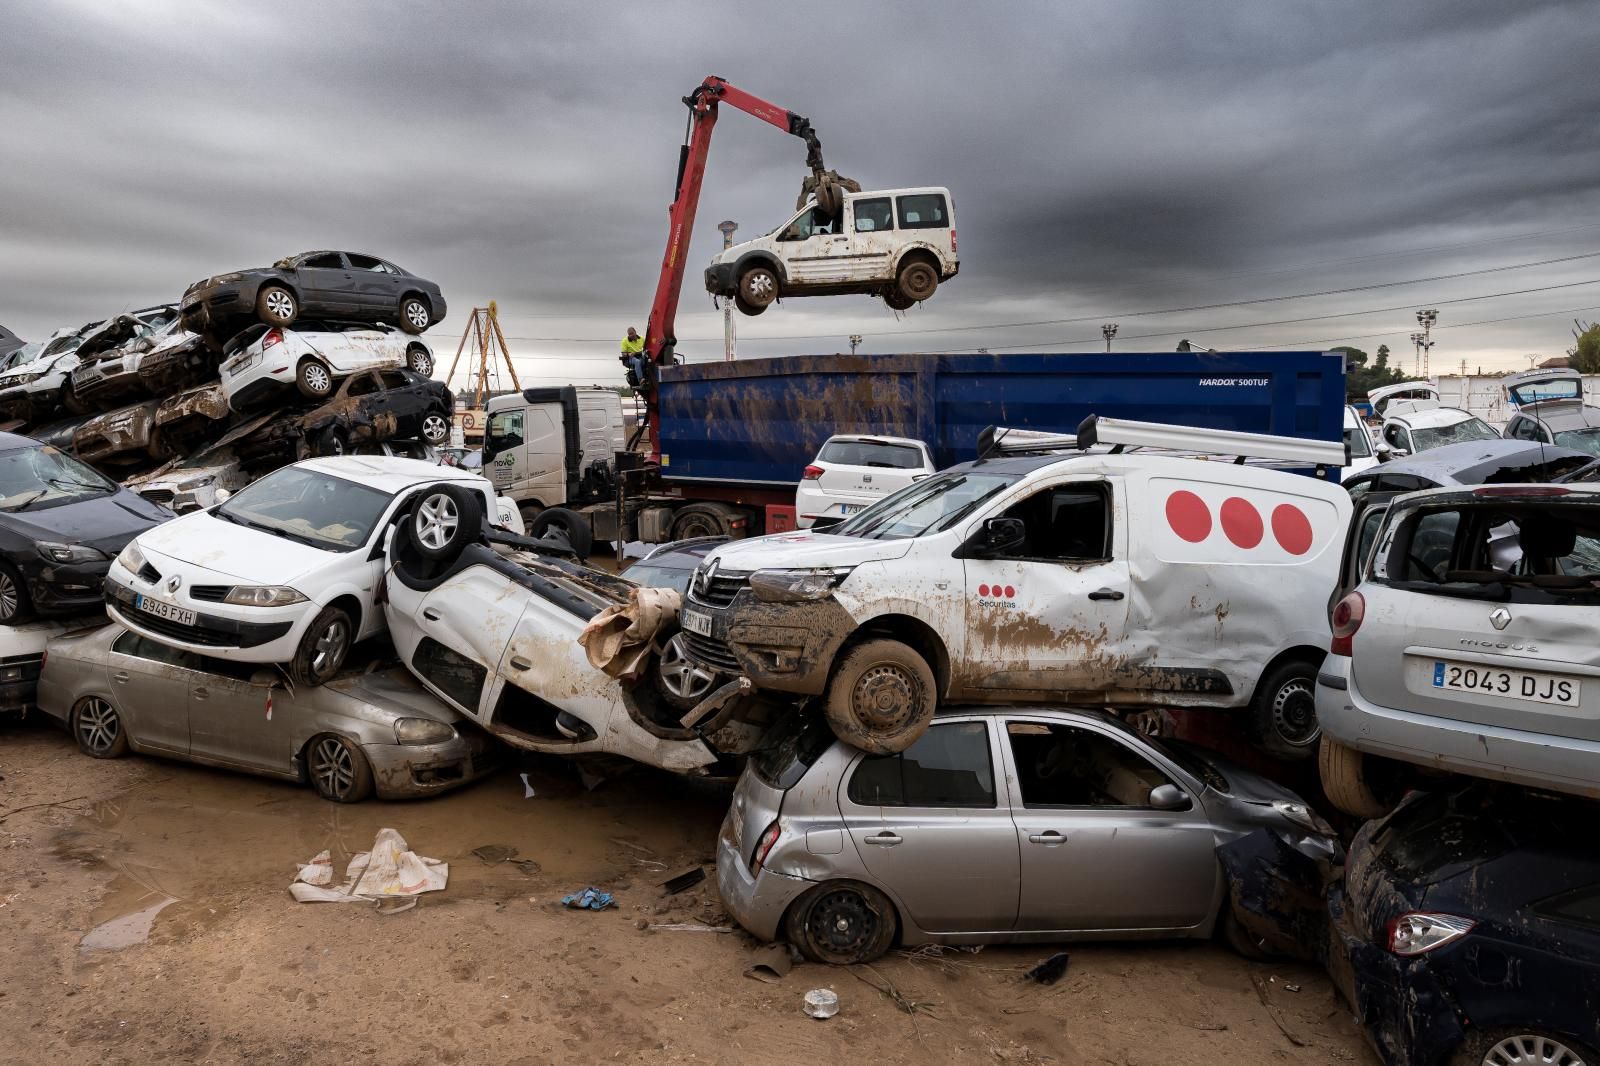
3 0 1599 390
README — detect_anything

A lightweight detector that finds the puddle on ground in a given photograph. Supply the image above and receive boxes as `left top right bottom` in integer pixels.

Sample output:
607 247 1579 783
54 752 730 951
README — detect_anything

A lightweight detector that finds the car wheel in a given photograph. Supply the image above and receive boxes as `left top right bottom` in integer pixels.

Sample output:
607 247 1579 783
653 631 718 711
399 295 432 334
896 257 940 303
296 359 335 399
733 294 768 317
1251 658 1321 760
737 265 778 310
409 482 484 562
305 733 374 803
529 506 593 559
421 411 450 444
823 638 937 754
406 345 434 376
72 696 130 759
289 604 354 687
884 291 914 312
316 427 348 457
1451 1030 1598 1066
1318 736 1398 820
785 881 897 966
0 562 33 624
257 284 299 327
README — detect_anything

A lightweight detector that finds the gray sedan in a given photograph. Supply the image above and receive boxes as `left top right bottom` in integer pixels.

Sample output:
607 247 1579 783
37 625 498 801
718 707 1338 964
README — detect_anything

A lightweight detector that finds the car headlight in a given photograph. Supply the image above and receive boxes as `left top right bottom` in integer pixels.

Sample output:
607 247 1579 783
1271 800 1336 838
222 585 307 607
38 542 109 565
749 567 854 602
394 718 455 745
176 475 216 491
7 373 42 386
116 541 146 573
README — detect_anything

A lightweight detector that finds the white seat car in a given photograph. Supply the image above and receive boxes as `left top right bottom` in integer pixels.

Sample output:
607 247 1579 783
795 434 935 528
1369 381 1498 460
219 320 435 412
104 456 503 686
704 186 958 314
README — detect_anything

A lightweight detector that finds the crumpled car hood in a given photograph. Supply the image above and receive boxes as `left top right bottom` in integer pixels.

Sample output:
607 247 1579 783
705 531 915 571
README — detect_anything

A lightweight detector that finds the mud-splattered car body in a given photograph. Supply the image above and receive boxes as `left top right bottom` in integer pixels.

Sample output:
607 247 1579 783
228 368 452 467
1327 786 1600 1066
37 624 496 801
71 399 163 469
70 316 211 412
127 448 251 515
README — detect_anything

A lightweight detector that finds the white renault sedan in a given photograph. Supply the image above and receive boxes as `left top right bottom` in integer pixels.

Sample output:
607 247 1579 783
795 434 935 528
219 321 435 412
104 456 499 686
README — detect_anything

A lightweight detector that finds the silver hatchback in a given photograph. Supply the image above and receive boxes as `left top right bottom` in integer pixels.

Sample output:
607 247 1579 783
717 707 1338 964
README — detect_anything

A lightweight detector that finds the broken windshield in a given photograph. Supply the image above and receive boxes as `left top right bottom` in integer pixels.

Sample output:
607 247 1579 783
1410 418 1499 451
1554 428 1600 458
833 471 1020 540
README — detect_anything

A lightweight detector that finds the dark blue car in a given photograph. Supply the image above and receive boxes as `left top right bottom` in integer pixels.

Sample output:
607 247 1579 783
1329 786 1600 1066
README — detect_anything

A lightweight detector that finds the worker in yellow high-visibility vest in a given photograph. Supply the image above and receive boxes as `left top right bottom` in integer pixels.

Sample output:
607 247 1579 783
620 327 645 388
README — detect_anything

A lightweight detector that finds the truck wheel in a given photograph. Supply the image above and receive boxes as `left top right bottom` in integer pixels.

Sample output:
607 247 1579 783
733 294 767 317
1318 736 1397 820
738 265 778 309
530 506 593 559
409 482 484 562
257 284 299 327
824 638 937 754
670 504 727 540
399 295 432 334
1250 658 1321 760
896 258 939 303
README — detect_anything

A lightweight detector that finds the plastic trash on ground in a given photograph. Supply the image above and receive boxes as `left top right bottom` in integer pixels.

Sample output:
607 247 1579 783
561 886 615 911
803 988 839 1019
290 828 447 903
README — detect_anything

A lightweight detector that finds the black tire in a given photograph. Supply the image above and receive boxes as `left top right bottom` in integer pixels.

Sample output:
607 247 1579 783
399 295 432 334
738 265 778 309
1220 903 1271 960
884 291 914 312
1449 1030 1600 1066
316 427 348 457
406 345 434 376
823 638 937 755
652 631 719 712
305 733 375 803
0 562 33 624
409 482 484 562
896 258 940 303
72 696 130 759
257 284 298 327
733 294 767 317
289 604 354 687
1318 736 1397 820
529 506 593 559
669 504 727 541
785 880 897 966
420 410 450 445
296 359 335 399
1250 658 1321 760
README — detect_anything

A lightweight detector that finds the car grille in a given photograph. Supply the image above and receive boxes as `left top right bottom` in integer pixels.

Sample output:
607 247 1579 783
137 562 162 584
121 604 239 647
689 571 750 610
138 489 175 507
681 630 741 674
189 585 232 603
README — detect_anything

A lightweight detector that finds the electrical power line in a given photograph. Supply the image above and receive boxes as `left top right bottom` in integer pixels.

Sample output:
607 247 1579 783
1232 304 1600 352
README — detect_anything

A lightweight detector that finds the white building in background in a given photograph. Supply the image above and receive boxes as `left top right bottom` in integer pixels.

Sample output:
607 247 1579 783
1431 374 1600 430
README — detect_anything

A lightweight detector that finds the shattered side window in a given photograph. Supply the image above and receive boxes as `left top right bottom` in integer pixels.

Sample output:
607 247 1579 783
847 722 995 808
412 638 486 713
750 714 836 790
299 253 345 269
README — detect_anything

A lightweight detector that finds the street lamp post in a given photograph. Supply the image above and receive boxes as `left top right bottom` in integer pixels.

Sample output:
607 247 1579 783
848 334 862 356
1409 332 1425 377
1415 309 1438 378
1101 323 1118 352
718 221 738 361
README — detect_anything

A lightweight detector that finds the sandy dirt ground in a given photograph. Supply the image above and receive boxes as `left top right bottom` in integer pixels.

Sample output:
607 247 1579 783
0 718 1378 1065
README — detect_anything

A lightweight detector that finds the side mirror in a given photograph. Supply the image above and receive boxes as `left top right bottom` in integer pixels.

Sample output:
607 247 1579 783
1148 784 1190 810
960 516 1026 558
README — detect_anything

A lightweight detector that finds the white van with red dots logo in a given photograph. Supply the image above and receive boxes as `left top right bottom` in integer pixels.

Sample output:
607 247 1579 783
678 417 1352 760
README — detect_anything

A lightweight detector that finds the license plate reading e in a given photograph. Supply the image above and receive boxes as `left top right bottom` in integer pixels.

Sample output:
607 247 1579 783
1432 661 1580 706
681 609 713 637
135 594 196 628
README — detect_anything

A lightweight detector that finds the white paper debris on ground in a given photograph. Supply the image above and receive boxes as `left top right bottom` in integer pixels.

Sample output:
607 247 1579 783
290 828 447 903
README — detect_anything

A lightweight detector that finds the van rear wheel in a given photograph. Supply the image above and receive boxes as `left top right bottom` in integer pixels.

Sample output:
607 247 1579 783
824 638 936 754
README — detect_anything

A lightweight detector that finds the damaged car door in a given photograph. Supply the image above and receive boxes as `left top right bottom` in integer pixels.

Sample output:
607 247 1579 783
106 630 200 756
186 657 286 771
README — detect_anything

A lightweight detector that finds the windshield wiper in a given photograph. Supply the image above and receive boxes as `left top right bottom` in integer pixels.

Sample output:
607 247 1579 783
11 488 50 512
48 476 112 494
212 508 325 548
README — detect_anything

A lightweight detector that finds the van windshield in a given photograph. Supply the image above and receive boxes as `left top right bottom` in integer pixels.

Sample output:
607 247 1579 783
834 471 1021 540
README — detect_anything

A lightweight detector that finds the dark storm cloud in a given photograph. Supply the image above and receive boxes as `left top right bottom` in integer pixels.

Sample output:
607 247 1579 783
2 0 1598 383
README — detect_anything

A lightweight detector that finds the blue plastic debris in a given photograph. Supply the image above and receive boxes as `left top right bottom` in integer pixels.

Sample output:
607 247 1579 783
561 887 615 911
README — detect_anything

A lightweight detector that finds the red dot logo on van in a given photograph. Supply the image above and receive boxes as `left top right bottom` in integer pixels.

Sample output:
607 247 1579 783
978 583 990 596
1165 491 1212 543
1272 504 1313 555
1003 585 1015 598
1220 497 1263 549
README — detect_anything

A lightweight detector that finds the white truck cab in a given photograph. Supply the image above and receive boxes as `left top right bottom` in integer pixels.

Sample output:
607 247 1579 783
679 417 1352 759
482 386 626 519
704 187 958 314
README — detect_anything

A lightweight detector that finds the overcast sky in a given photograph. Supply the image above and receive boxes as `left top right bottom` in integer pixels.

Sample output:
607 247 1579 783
3 0 1598 390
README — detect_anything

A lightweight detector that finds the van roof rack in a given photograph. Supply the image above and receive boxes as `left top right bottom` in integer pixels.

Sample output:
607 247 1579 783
977 416 1346 468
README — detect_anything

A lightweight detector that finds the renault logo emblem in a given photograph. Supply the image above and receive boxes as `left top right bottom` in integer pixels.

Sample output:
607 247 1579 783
695 559 719 597
165 575 182 594
1490 607 1511 631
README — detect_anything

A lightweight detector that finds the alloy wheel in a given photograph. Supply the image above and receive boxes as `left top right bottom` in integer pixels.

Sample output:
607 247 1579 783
310 737 357 800
405 301 429 329
1482 1035 1587 1066
0 570 17 621
659 633 716 702
76 698 121 755
304 363 331 393
416 492 459 549
311 618 349 674
411 349 433 376
265 290 295 319
422 414 449 443
1270 677 1320 747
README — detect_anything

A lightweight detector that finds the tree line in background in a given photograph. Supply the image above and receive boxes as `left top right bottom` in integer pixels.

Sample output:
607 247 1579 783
1333 344 1410 401
1570 324 1600 374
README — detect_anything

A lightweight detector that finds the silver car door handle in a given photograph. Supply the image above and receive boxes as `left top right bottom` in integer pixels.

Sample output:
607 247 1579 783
422 608 441 621
509 656 532 670
193 687 209 700
864 832 902 847
1028 831 1067 845
112 671 130 684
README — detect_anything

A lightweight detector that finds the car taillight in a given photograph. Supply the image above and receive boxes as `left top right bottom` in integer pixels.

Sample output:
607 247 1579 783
802 465 824 481
1472 485 1569 497
1329 590 1365 656
749 821 781 873
1387 912 1475 956
263 328 283 350
950 229 957 253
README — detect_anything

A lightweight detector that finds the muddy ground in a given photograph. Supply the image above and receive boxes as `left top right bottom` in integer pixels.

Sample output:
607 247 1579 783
0 719 1377 1065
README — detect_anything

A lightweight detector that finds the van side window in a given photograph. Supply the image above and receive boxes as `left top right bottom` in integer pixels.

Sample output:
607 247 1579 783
993 483 1111 562
488 409 525 452
847 722 995 808
896 194 948 229
853 198 894 233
